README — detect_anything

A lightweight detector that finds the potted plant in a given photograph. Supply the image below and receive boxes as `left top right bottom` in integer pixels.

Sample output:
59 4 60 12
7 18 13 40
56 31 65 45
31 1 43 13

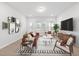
53 24 59 34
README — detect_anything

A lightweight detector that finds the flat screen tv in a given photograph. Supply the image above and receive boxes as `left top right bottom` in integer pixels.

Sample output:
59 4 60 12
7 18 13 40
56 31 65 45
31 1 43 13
61 18 73 31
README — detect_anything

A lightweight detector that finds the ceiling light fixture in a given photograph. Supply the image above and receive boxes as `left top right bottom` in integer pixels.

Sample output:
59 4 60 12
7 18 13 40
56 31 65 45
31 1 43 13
37 6 46 13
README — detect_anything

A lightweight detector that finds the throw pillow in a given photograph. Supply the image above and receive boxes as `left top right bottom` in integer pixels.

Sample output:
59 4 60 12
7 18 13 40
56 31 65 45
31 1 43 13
66 37 73 45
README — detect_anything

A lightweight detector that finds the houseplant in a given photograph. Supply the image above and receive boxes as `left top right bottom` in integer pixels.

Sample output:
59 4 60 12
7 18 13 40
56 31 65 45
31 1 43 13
53 24 59 34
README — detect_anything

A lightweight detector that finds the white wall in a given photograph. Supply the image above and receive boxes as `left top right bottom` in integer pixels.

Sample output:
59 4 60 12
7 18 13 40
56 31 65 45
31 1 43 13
0 3 27 49
59 3 79 47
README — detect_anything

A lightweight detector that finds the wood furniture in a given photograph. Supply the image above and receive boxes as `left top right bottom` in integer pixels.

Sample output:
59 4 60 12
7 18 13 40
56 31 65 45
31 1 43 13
20 32 40 49
53 33 76 56
20 33 34 51
32 33 39 48
58 33 76 44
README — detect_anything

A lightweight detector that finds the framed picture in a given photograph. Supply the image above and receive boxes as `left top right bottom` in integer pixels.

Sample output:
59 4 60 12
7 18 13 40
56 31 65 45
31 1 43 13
2 22 8 29
7 16 20 34
8 22 15 34
15 19 20 33
15 23 20 33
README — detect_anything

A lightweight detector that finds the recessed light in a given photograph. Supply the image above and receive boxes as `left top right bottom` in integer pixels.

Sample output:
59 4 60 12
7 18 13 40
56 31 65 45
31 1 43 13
36 6 46 13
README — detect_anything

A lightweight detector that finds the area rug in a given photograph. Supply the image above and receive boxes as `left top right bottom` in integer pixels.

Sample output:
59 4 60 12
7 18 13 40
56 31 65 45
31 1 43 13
17 47 70 56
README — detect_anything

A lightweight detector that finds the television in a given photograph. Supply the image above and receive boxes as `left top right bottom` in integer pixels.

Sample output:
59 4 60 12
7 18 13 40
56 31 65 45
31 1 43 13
61 18 73 31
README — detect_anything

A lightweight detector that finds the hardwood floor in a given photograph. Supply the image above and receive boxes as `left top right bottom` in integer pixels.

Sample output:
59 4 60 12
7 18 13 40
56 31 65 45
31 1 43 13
0 39 21 56
0 39 79 56
73 45 79 56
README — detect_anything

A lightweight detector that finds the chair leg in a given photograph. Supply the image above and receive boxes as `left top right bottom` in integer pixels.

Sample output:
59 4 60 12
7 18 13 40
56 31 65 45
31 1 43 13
53 41 57 51
69 45 73 56
70 52 72 56
53 44 56 51
70 52 73 56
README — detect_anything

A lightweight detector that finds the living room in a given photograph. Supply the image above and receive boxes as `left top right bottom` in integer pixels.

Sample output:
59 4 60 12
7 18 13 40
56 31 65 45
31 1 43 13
0 2 79 56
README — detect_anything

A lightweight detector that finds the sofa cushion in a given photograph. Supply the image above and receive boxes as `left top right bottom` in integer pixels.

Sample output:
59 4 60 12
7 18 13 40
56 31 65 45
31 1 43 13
66 37 73 45
28 34 33 41
60 34 70 46
58 33 63 40
56 42 70 53
29 32 34 37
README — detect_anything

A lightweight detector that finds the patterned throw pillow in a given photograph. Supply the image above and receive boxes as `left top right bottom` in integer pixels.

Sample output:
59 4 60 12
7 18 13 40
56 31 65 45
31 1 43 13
66 37 73 45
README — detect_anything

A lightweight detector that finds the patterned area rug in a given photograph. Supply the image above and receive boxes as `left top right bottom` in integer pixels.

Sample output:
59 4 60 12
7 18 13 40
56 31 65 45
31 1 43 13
17 46 70 56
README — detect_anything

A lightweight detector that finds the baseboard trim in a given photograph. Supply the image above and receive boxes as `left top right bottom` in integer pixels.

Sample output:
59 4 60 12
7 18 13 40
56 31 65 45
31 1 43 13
0 35 23 49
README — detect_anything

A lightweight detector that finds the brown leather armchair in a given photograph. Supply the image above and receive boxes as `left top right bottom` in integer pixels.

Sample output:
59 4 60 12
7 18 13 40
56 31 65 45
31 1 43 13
53 35 75 56
32 33 39 48
20 34 33 50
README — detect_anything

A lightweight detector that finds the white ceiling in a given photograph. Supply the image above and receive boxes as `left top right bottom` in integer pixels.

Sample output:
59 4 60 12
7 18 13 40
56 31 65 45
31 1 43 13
7 2 77 16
